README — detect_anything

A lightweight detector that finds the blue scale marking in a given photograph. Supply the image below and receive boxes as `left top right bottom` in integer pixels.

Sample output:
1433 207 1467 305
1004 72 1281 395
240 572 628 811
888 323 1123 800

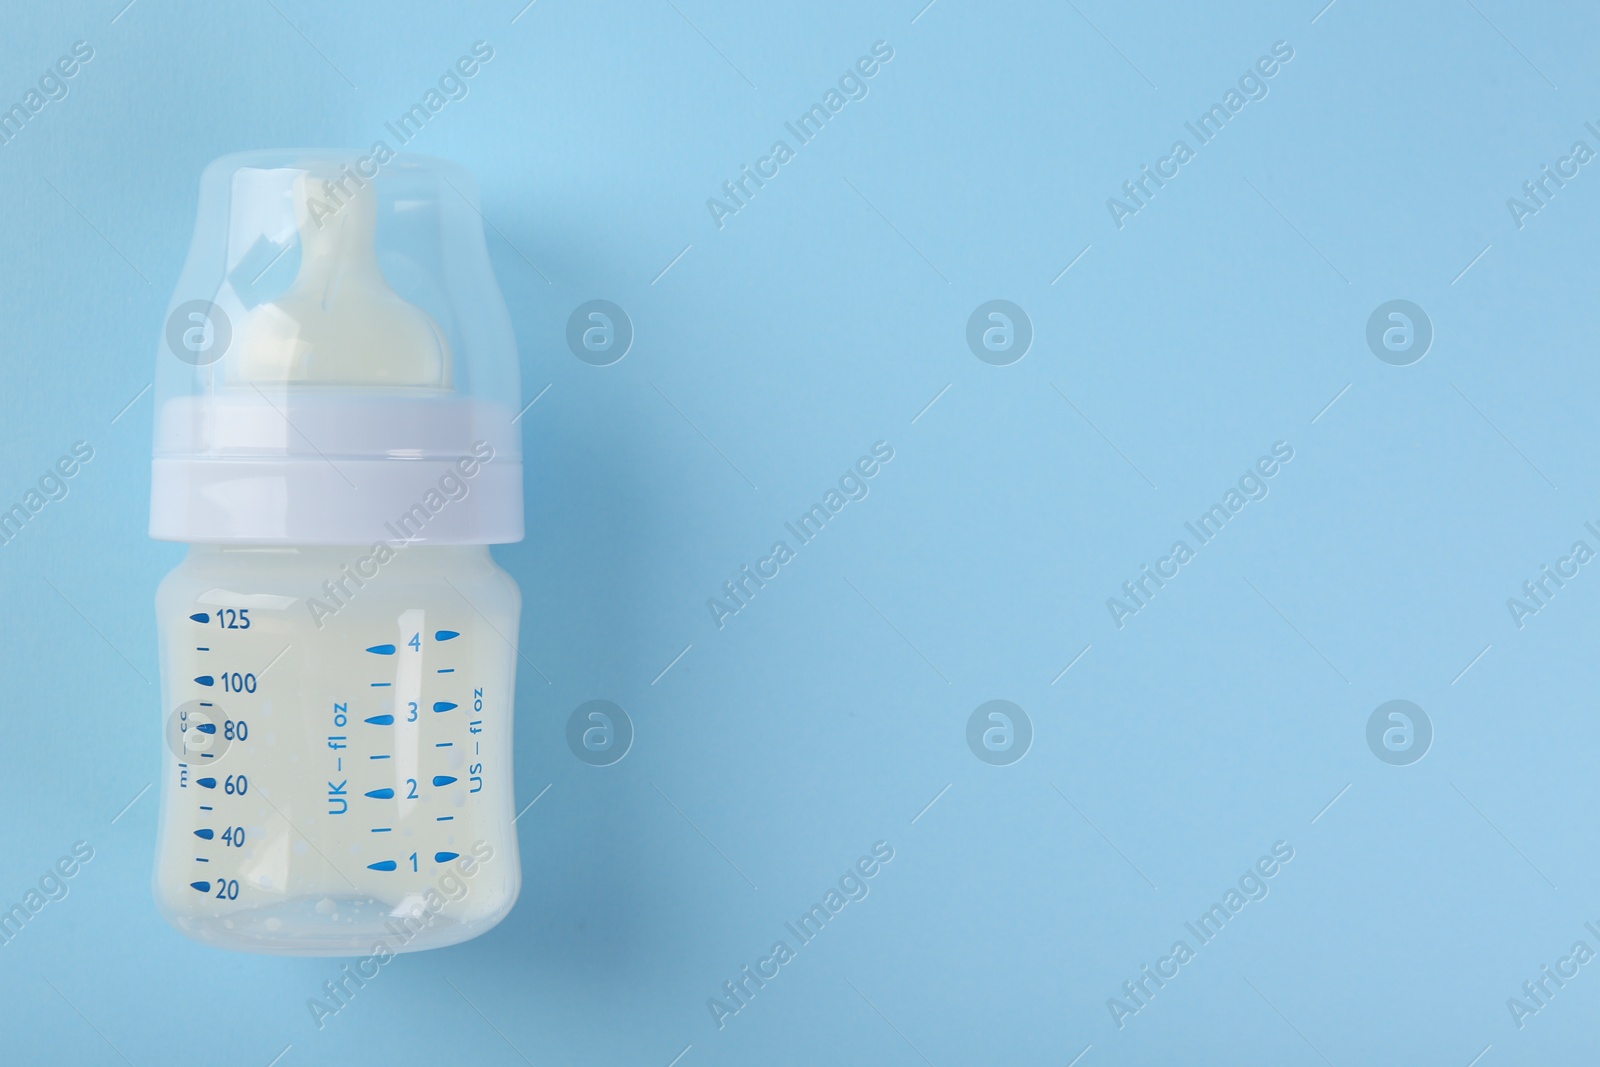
194 675 214 686
196 723 216 734
433 702 457 713
432 775 457 786
371 682 391 688
367 860 397 872
370 754 390 760
435 630 460 641
364 714 394 725
190 613 209 624
190 880 211 892
197 778 216 789
437 668 455 674
435 852 459 862
194 829 213 839
371 827 391 833
364 788 394 799
366 644 396 655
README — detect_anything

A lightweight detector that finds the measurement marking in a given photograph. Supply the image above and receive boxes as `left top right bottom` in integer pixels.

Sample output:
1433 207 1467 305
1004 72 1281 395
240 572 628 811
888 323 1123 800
371 682 392 687
1451 242 1493 285
1310 383 1352 424
189 613 210 624
434 701 458 712
370 754 391 760
436 629 461 641
110 783 151 824
437 816 455 821
652 243 693 285
436 742 454 748
843 577 950 683
1310 783 1352 824
1452 643 1493 685
372 827 391 833
194 857 208 863
199 805 212 811
510 383 552 424
196 647 209 652
44 977 136 1067
910 383 951 425
366 643 396 655
443 577 553 683
652 642 694 685
842 176 950 283
367 860 398 872
514 783 553 823
1051 643 1092 684
437 668 455 674
911 783 951 824
651 781 758 889
198 702 212 707
1051 781 1159 889
1050 242 1093 284
111 379 152 422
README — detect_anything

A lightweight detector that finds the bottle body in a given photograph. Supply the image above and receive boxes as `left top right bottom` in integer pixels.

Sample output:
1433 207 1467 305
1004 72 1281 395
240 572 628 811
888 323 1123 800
153 544 521 955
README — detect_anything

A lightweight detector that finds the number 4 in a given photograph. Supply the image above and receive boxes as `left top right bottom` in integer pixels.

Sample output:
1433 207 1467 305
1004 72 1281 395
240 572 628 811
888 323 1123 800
408 633 420 650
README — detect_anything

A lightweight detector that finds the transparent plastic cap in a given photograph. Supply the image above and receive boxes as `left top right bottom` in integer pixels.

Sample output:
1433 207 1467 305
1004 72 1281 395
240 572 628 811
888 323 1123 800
151 150 523 545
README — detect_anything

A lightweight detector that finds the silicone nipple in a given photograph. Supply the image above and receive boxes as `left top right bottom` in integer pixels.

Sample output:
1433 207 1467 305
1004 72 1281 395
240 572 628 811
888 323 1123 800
232 173 451 386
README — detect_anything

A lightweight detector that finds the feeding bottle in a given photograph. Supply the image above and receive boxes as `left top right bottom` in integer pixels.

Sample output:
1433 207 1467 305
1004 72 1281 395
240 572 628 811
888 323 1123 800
149 151 525 955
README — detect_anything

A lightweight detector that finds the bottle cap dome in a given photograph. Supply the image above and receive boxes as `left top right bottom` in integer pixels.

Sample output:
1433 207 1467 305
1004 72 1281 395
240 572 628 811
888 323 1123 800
150 150 523 545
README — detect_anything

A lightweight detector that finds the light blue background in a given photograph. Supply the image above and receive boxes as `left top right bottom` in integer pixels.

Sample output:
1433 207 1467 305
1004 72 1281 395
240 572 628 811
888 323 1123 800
1 0 1596 1063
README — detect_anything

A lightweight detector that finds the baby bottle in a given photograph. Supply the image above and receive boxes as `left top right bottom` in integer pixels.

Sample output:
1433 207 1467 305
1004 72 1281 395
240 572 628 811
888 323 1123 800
149 151 525 955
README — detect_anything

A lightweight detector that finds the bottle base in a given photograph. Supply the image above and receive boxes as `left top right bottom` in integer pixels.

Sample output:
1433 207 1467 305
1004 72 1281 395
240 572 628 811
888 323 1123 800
161 892 512 957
